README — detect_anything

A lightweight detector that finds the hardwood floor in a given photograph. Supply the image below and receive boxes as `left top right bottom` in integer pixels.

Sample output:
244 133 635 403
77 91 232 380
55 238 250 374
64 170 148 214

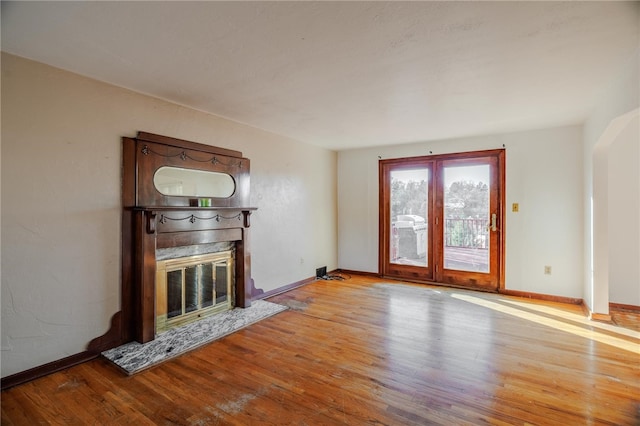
2 275 639 425
611 307 640 333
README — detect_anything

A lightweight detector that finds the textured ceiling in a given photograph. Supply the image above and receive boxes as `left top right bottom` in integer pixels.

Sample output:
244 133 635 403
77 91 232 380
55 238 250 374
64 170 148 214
2 1 638 150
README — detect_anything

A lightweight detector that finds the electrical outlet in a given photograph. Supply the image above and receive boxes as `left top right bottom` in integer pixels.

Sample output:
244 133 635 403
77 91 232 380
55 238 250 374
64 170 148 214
316 266 327 279
544 266 552 275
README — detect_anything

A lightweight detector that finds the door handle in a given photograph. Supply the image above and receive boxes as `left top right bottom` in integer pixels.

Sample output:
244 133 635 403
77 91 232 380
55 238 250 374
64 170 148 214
490 213 497 232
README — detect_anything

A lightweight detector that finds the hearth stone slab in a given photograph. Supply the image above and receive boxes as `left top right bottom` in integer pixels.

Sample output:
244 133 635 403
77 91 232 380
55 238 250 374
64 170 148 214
102 300 287 374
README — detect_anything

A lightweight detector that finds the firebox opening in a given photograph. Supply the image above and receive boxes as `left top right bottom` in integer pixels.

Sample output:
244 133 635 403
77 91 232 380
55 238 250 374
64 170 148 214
156 250 234 335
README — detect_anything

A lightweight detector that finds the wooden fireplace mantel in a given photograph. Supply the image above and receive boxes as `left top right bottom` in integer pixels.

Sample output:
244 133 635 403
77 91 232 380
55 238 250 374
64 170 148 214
89 132 258 351
133 206 257 233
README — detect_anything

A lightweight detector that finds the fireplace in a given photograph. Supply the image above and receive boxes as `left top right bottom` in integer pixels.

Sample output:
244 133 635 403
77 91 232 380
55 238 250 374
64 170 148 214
156 250 234 334
89 132 257 351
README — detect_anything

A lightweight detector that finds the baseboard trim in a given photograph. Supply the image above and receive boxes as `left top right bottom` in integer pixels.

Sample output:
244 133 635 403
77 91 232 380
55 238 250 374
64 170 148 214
1 351 98 391
580 302 613 322
499 289 583 305
254 276 318 300
255 269 356 300
589 312 613 322
610 302 640 312
336 269 381 278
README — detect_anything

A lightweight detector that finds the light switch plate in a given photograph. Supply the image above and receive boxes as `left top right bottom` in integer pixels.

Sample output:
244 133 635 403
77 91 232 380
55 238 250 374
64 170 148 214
512 203 519 212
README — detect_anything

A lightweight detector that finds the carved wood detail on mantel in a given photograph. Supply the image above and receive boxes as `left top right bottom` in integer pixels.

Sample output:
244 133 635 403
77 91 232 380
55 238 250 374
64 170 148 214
88 132 257 352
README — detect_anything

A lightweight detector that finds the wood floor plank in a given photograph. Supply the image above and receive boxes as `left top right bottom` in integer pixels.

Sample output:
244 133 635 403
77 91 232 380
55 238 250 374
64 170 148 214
2 274 639 425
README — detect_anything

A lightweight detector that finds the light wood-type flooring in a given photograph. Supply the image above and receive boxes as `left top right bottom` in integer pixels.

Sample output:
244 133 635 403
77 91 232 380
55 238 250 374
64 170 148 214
2 275 639 425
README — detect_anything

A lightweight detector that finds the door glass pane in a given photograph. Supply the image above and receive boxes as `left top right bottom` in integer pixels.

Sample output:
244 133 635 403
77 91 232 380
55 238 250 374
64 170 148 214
390 168 429 267
443 165 490 273
215 263 229 304
200 263 214 308
184 266 199 314
166 270 183 319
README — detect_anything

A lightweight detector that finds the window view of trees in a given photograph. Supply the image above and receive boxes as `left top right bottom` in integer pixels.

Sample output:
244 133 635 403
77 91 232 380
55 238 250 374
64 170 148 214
390 179 488 220
445 181 489 219
444 181 489 249
391 178 427 220
391 177 489 250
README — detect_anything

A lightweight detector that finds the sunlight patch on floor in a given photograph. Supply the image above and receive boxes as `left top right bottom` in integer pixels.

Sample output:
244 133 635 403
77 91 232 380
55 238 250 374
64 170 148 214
498 298 640 340
451 293 640 354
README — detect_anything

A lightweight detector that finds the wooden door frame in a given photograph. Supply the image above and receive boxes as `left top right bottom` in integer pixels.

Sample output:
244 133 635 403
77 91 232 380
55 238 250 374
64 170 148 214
379 149 506 292
379 159 435 281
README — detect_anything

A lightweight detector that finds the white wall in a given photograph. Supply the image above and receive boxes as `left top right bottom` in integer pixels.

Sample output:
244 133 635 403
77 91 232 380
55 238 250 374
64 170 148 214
583 50 639 312
338 126 584 298
607 113 640 305
1 53 337 377
592 110 640 311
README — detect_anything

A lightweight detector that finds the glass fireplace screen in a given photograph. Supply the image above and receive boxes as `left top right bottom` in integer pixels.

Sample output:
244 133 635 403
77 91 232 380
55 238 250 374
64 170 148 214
156 251 234 334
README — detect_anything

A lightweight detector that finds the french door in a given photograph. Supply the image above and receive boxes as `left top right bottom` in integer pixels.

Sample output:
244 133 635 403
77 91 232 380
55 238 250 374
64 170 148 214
379 150 504 291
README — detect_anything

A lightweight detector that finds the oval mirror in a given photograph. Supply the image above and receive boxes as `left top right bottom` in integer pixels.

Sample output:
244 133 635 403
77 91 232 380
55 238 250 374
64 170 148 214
153 167 235 198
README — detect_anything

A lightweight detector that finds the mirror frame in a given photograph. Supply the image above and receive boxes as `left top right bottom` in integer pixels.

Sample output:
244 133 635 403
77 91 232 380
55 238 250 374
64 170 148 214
124 132 251 208
153 166 236 199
